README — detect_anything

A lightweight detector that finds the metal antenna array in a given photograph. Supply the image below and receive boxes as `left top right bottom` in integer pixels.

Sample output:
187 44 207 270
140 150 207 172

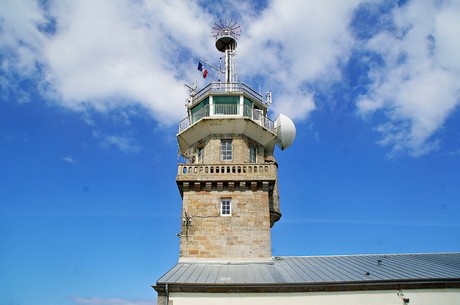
212 20 241 83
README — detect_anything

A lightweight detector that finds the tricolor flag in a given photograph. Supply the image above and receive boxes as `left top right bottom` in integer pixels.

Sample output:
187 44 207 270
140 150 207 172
197 62 208 79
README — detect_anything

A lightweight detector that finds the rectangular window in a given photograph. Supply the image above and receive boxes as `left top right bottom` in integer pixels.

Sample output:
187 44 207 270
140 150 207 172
221 139 232 161
221 199 231 216
213 96 239 115
197 147 203 163
249 146 257 163
190 97 209 123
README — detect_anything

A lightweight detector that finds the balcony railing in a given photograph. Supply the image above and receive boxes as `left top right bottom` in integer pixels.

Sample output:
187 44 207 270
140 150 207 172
177 163 277 177
179 104 275 133
192 82 263 105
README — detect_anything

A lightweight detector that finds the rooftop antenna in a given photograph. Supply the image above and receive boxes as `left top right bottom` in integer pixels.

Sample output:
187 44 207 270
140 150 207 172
212 19 241 83
184 82 197 105
184 82 197 96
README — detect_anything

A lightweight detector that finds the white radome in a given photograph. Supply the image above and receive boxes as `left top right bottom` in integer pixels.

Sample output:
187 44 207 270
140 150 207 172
274 114 296 150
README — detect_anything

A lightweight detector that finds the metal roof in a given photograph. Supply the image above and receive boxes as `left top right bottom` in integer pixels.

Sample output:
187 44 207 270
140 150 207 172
156 253 460 287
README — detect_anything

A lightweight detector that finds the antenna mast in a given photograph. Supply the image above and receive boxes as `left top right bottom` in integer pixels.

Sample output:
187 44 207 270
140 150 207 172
212 20 241 83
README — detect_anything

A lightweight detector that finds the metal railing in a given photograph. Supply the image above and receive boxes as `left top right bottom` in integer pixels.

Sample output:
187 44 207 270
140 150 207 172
214 104 239 115
179 104 275 133
192 82 263 105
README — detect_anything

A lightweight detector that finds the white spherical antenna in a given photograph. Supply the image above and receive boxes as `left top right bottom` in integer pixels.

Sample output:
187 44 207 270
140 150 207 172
274 114 296 150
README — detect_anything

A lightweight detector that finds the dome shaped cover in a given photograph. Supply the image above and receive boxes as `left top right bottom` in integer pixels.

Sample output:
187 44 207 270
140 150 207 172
274 114 296 150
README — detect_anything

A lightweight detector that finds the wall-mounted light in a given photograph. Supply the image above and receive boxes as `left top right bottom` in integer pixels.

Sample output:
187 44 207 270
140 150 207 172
397 291 410 304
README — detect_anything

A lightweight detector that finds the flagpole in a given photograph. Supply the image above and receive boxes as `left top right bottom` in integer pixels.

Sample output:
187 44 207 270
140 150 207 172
199 59 224 75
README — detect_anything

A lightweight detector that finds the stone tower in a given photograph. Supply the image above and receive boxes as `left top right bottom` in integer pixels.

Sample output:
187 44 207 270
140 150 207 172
176 21 295 262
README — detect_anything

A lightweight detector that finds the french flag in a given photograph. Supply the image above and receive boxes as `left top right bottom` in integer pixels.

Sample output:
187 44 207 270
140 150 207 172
197 62 208 79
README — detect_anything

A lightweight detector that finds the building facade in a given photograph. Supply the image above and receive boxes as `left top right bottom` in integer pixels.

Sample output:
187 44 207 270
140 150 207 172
155 253 460 305
174 22 295 263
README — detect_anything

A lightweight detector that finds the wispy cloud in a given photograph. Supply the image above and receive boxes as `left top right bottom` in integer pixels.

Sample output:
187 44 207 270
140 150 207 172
356 1 460 157
71 297 153 305
93 131 141 153
62 155 77 164
238 0 360 120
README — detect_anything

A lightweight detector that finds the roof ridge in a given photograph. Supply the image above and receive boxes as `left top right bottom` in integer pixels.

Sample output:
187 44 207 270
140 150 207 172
274 252 460 259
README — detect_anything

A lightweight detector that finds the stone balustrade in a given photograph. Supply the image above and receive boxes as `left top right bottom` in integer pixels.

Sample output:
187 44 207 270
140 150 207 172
177 163 276 178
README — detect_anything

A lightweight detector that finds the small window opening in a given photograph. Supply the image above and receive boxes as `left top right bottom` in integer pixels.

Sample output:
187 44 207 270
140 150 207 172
220 199 231 216
221 139 232 161
249 146 257 163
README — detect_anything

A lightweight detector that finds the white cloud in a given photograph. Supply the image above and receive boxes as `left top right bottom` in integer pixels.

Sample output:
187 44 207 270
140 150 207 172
271 90 315 121
93 131 141 153
238 0 361 119
1 0 459 157
1 0 360 125
42 0 212 124
62 155 77 164
71 297 152 305
1 0 214 126
0 0 46 75
357 0 460 157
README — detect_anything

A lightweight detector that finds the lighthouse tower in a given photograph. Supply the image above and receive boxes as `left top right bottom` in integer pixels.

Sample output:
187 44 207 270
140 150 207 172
176 21 295 262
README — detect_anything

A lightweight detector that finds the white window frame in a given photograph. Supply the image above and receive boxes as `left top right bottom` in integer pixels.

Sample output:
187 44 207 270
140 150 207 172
249 145 257 163
220 198 231 216
221 139 232 161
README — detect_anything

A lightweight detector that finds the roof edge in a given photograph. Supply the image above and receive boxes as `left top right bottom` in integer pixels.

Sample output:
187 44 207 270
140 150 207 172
154 278 460 294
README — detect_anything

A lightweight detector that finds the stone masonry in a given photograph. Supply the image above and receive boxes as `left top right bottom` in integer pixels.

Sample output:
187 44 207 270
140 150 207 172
176 134 279 261
179 188 272 260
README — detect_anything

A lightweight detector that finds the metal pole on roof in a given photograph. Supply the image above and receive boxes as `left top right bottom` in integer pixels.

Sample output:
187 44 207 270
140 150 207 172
212 20 241 83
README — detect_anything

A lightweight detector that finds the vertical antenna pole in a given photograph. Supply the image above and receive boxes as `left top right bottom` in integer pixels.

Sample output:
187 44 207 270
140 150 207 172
212 20 241 83
225 48 230 82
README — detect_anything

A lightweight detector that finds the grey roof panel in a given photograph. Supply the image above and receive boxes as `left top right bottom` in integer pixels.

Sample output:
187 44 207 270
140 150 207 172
250 264 264 283
267 264 285 282
156 253 460 286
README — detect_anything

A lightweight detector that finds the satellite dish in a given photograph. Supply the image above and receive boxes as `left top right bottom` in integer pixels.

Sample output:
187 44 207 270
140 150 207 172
274 114 296 150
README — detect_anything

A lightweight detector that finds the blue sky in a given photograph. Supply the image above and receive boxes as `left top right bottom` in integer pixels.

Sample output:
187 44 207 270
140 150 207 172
1 0 460 305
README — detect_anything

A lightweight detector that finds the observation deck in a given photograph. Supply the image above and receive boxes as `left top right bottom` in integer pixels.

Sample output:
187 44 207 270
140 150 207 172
190 82 263 107
177 82 277 154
